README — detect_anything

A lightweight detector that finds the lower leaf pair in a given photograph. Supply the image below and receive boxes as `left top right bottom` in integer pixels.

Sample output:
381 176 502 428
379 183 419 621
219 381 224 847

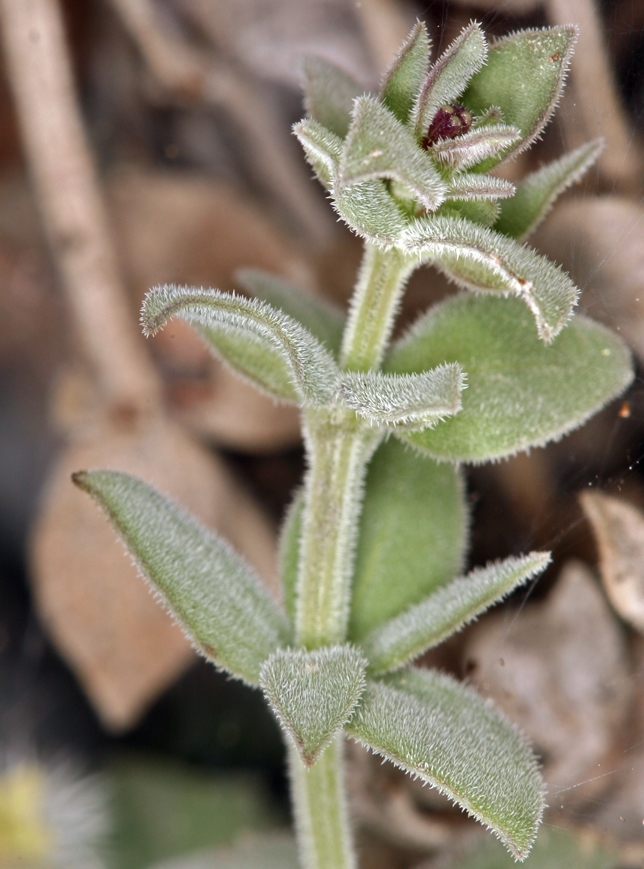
73 468 548 860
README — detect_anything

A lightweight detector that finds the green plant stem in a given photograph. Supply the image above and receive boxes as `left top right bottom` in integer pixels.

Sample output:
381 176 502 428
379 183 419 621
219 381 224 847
289 738 355 869
295 410 380 649
292 243 414 868
340 243 414 372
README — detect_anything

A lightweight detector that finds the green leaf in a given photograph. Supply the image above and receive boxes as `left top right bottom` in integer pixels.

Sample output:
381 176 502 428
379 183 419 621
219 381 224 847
495 139 603 240
340 97 446 210
279 489 304 626
142 285 339 405
385 294 634 463
72 471 292 686
339 365 464 430
381 21 431 125
293 118 343 189
333 179 408 246
463 26 577 167
412 22 487 139
431 124 520 173
401 215 578 342
346 669 545 860
302 57 362 139
440 199 500 228
447 173 515 201
349 438 468 641
236 268 345 356
260 645 367 767
363 552 550 674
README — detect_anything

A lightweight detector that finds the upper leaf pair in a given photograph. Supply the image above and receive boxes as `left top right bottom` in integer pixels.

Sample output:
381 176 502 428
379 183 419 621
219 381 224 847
141 282 466 433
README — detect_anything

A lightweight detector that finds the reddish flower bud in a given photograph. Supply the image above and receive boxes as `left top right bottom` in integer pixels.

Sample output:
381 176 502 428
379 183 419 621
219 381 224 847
422 104 473 149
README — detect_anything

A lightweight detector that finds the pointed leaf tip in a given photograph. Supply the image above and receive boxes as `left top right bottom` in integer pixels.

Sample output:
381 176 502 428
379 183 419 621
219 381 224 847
363 551 551 673
381 21 431 125
73 470 292 685
302 56 362 139
347 669 545 860
260 645 367 767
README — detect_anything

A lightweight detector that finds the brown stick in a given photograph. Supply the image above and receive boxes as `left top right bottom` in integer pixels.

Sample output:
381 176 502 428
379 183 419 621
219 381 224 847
0 0 161 410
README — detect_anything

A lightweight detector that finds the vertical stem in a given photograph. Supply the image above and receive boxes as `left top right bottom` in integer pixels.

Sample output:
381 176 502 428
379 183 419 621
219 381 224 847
289 737 355 869
292 241 414 867
340 243 414 372
296 411 380 649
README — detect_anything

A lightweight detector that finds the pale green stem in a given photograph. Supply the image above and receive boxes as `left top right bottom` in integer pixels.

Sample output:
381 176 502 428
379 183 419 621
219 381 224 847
289 737 355 869
340 243 414 372
296 408 381 649
292 241 413 868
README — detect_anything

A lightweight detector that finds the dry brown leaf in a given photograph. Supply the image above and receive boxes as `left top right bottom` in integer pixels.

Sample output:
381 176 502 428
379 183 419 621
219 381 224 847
30 414 278 732
464 561 630 798
580 491 644 634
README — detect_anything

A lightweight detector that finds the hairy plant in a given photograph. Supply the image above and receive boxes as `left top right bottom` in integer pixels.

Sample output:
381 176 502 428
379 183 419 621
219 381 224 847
73 20 633 868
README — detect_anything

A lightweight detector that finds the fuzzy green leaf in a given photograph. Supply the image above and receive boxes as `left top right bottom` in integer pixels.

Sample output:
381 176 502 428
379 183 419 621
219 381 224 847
333 179 408 246
260 645 367 767
72 471 292 686
431 124 520 173
363 552 550 673
302 57 362 139
236 268 345 355
340 97 446 210
142 285 339 405
381 21 431 125
349 438 468 641
412 22 487 138
447 174 515 201
401 215 578 342
293 118 343 189
386 294 634 462
495 139 603 240
339 365 464 430
279 489 304 625
440 199 500 228
347 669 545 860
463 26 577 166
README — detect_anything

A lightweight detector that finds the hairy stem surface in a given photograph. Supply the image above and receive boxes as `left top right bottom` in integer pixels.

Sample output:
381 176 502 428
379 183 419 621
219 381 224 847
289 738 355 869
340 243 414 372
292 242 417 867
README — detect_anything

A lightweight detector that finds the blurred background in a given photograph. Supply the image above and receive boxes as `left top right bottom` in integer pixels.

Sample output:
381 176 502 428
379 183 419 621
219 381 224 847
0 0 643 867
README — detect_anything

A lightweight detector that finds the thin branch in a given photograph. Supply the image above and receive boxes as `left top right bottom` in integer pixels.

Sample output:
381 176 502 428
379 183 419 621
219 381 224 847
0 0 161 411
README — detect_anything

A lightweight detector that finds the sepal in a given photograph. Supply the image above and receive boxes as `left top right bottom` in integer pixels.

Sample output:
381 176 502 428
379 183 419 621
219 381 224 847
447 173 515 201
412 22 487 139
431 124 520 173
463 26 577 166
380 21 431 125
340 96 446 211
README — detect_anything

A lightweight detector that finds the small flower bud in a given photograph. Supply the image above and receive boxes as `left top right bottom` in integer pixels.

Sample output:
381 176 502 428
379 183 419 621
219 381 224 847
422 104 473 149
